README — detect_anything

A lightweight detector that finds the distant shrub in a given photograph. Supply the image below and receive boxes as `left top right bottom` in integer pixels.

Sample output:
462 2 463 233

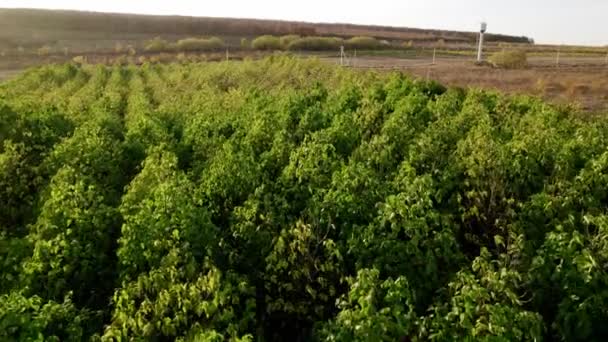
240 38 250 49
279 35 300 48
566 83 591 99
346 36 381 50
114 42 125 54
252 35 282 50
72 55 87 64
489 49 527 68
534 78 547 95
144 37 171 52
175 37 225 52
287 37 343 51
176 52 188 63
114 55 128 66
126 45 136 56
402 40 414 48
37 45 51 56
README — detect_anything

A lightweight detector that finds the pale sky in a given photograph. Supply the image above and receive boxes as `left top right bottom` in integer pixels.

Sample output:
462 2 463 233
1 0 607 46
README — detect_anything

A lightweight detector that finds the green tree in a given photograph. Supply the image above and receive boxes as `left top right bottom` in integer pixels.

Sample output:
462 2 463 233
22 167 120 309
419 248 544 341
316 268 417 341
0 292 91 342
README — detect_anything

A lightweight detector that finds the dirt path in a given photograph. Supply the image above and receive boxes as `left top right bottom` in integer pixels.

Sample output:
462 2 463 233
0 69 23 82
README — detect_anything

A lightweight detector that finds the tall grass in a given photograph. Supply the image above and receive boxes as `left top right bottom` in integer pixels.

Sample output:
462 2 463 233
37 45 51 56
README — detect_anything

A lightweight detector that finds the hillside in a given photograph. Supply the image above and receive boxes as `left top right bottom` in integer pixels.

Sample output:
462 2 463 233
0 8 532 52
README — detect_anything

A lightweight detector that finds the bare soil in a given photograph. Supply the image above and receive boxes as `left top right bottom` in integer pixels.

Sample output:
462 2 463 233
324 55 608 113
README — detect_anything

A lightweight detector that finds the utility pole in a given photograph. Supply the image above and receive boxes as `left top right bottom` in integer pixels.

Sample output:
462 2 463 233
340 45 345 66
556 45 561 67
477 22 487 62
432 47 436 65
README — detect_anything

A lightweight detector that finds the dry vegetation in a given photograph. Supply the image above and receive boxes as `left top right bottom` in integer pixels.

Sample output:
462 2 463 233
416 63 608 113
489 50 528 68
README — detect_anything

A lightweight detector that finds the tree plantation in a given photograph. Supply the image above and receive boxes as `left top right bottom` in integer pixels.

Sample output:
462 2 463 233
1 57 607 341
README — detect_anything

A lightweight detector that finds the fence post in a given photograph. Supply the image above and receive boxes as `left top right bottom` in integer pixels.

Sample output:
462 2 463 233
556 46 561 67
432 48 436 65
477 31 485 62
340 46 344 66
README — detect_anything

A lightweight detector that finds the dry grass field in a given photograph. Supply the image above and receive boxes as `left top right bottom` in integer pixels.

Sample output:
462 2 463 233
422 64 608 113
323 55 608 113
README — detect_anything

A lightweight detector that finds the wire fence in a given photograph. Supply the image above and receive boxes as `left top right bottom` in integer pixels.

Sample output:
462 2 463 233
331 46 608 70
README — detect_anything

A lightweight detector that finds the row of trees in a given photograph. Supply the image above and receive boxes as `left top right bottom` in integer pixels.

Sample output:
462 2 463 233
1 57 608 340
144 35 389 53
145 36 226 53
250 35 387 51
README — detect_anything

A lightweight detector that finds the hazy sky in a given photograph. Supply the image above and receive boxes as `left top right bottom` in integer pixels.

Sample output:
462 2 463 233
1 0 607 46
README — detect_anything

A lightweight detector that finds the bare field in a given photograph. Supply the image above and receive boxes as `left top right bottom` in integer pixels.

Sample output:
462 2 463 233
323 55 608 113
